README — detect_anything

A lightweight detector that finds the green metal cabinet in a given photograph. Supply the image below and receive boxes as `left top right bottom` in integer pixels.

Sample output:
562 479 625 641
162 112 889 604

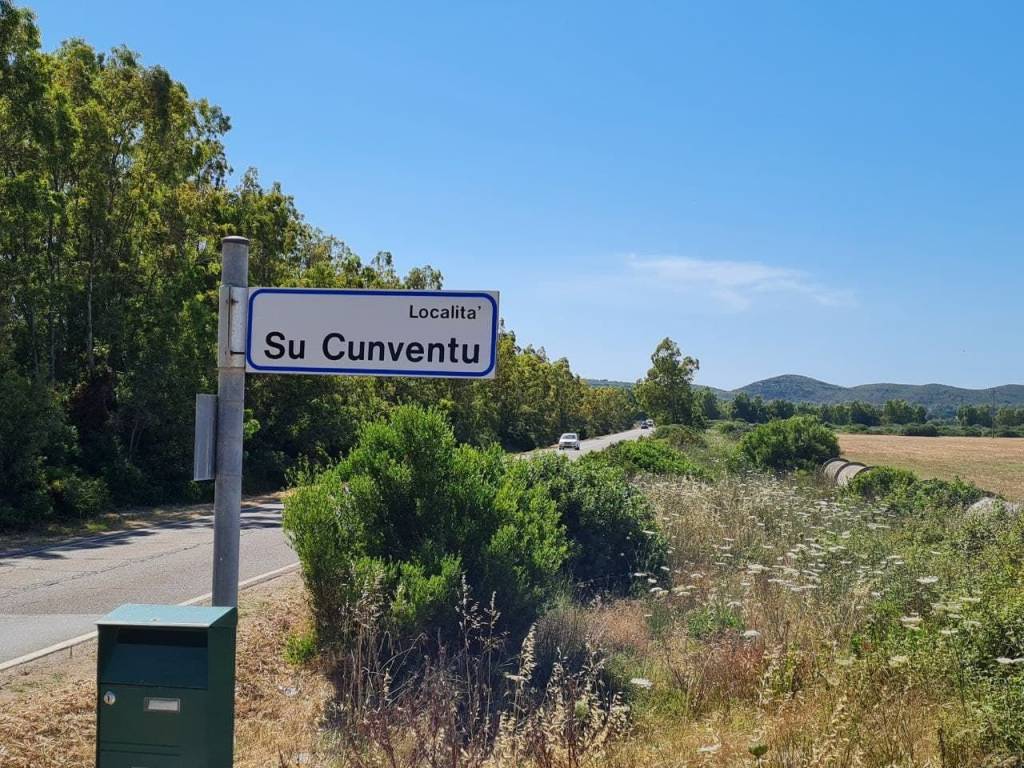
95 604 237 768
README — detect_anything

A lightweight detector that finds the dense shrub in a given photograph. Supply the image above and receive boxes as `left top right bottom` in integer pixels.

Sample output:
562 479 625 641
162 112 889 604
284 406 569 644
0 358 74 528
583 438 707 479
511 453 668 593
714 420 754 438
901 422 939 437
843 465 986 514
652 423 706 450
738 415 838 471
843 466 918 501
50 473 112 519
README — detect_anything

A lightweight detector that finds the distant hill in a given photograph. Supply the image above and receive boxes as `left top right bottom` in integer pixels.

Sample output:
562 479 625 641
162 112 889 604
587 378 732 398
588 374 1024 419
728 375 1024 419
585 379 634 390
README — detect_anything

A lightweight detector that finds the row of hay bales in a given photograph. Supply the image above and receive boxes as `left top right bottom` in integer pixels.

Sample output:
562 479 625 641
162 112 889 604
821 458 872 487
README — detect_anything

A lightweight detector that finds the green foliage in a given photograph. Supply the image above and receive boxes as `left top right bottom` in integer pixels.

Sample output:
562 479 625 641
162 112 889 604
694 388 722 421
652 423 706 450
996 406 1024 428
843 465 986 514
634 338 702 427
284 406 569 643
882 399 927 425
0 6 636 528
510 453 668 593
844 466 918 501
685 603 744 639
714 419 755 438
583 438 708 480
283 628 318 665
901 422 938 436
50 473 112 519
738 415 839 471
0 350 74 527
766 399 795 420
580 385 637 438
958 404 995 428
728 392 769 423
726 375 1024 420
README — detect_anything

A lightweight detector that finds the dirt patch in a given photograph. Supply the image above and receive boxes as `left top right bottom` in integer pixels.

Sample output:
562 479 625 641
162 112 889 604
0 572 328 768
839 434 1024 500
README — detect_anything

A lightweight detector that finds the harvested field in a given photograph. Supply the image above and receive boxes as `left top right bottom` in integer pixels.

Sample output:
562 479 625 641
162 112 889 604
839 434 1024 500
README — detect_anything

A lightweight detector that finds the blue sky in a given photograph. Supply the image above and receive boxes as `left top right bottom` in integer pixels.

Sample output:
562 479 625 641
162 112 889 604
28 1 1023 389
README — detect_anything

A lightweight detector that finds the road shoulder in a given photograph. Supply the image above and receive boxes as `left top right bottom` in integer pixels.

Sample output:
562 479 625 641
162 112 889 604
0 492 285 556
0 571 325 768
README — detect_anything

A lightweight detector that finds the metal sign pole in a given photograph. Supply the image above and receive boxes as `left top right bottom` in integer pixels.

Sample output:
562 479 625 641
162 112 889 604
212 236 249 607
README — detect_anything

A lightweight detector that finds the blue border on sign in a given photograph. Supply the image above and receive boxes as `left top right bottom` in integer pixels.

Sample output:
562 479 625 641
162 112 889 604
245 287 499 378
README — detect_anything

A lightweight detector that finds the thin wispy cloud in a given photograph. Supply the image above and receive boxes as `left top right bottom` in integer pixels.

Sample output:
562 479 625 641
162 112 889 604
627 255 855 311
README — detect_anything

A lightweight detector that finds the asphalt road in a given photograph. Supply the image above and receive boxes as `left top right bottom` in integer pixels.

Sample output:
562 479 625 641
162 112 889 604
0 427 645 666
540 426 646 458
0 504 295 666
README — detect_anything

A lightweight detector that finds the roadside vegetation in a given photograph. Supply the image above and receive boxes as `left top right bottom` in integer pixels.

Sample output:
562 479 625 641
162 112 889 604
277 403 1024 766
7 387 1023 765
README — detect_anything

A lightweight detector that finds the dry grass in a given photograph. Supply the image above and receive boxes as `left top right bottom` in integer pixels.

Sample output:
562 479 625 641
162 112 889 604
839 434 1024 500
0 573 328 768
595 474 998 767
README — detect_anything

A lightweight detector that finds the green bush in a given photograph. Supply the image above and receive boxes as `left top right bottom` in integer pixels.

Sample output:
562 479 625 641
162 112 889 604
901 422 939 437
0 359 74 529
714 419 754 438
283 405 569 645
283 628 318 665
583 438 708 479
652 423 706 450
510 453 668 593
738 416 839 471
844 466 918 501
913 477 986 510
50 473 112 519
843 465 985 514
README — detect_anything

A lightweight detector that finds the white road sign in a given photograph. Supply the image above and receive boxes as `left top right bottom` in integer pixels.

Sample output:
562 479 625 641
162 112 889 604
245 288 499 378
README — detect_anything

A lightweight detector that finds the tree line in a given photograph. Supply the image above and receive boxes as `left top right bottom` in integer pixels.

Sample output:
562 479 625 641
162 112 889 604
0 3 636 527
697 391 1024 434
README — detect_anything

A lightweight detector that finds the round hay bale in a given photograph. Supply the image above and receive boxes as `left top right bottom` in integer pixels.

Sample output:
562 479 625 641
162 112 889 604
835 462 870 487
822 458 849 484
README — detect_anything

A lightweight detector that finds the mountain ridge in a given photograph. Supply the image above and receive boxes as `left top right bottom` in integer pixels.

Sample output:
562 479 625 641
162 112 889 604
585 374 1024 418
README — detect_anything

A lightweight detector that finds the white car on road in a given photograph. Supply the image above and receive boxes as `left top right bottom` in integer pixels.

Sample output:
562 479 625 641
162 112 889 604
558 432 581 451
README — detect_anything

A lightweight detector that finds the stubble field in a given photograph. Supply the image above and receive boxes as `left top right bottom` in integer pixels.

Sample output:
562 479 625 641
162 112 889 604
839 434 1024 499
